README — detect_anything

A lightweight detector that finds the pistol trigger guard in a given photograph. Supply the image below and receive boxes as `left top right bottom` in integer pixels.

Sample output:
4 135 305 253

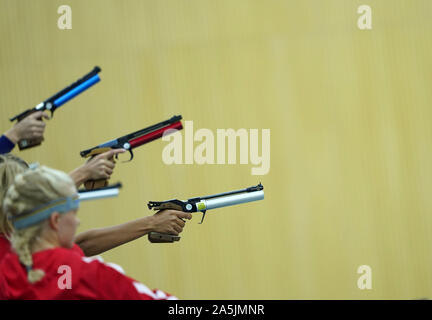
199 210 207 224
128 149 134 162
121 149 134 163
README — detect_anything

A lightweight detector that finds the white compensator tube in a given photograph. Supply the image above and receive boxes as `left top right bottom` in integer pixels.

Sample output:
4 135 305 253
198 190 264 211
78 188 120 202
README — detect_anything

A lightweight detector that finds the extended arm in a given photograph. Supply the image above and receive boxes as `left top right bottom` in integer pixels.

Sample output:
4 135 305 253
74 210 192 256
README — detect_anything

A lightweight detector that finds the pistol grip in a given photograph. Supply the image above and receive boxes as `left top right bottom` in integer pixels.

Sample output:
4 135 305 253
16 109 44 150
84 179 109 190
150 203 184 211
17 138 43 150
148 232 181 243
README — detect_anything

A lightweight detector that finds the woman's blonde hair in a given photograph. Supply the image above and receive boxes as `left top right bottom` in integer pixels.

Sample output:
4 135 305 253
0 154 29 236
3 165 76 284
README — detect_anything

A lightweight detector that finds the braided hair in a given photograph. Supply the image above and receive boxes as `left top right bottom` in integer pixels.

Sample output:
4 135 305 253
3 166 76 283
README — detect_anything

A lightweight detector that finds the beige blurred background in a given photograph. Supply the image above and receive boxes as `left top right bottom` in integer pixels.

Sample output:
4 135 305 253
1 0 432 299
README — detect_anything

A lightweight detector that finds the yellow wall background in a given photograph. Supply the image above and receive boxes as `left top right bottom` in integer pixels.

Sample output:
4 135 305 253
1 0 432 299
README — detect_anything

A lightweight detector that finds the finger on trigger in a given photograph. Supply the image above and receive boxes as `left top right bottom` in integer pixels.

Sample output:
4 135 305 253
105 148 127 159
177 212 193 220
33 111 50 120
41 111 50 120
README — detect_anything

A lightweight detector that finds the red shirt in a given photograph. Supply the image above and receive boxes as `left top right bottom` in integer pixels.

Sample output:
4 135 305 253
0 234 83 264
0 234 11 264
0 244 175 300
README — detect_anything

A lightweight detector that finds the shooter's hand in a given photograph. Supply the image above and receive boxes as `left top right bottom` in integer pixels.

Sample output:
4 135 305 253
85 149 126 180
5 111 50 145
150 210 192 235
69 148 126 188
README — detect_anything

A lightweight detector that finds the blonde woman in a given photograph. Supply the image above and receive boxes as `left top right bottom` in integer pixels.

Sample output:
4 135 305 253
0 166 176 299
0 151 123 262
0 154 190 262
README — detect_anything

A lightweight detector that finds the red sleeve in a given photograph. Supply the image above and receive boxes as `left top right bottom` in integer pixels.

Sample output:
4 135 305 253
0 273 7 299
0 255 11 300
79 256 176 300
0 236 11 264
70 243 85 257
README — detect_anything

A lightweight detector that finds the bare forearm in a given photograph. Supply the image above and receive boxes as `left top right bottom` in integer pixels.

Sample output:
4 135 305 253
75 216 155 256
69 165 89 188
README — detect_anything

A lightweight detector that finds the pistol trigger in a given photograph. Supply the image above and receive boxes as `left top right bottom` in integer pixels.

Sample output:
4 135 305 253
122 149 134 163
199 210 207 224
128 149 134 161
